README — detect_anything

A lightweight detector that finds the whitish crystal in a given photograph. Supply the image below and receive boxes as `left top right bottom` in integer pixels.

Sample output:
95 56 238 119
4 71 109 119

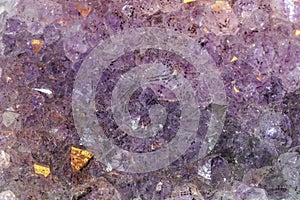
16 0 62 26
198 159 212 180
0 150 10 170
213 182 269 200
277 152 300 189
271 0 300 23
0 190 17 200
2 111 19 127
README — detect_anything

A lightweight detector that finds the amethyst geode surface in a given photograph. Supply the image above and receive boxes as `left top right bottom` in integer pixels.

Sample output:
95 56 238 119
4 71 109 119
0 0 300 199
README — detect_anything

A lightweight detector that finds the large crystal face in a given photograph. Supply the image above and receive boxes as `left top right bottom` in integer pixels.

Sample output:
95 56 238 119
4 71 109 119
0 0 300 199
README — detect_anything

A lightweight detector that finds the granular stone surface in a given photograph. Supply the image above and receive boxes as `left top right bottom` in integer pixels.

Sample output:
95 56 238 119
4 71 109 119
0 0 300 199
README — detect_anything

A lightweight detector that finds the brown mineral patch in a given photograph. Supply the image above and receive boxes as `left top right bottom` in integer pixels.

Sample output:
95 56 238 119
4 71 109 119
31 39 44 55
73 2 92 18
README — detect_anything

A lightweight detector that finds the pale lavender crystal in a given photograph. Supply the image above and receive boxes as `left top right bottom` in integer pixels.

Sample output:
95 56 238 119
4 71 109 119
63 28 88 62
43 24 61 45
255 110 292 152
277 151 300 189
270 0 300 23
258 76 286 104
233 0 261 19
4 18 26 34
213 182 269 200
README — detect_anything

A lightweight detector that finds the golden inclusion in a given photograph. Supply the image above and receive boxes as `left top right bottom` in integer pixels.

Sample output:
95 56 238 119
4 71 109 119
71 147 93 171
233 85 240 93
183 0 196 3
31 39 43 55
34 164 50 177
230 56 238 62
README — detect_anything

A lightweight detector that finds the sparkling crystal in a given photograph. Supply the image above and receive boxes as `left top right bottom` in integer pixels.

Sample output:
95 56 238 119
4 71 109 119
198 158 212 180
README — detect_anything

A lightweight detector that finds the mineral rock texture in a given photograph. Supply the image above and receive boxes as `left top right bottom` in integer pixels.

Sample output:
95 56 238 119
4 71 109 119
0 0 300 199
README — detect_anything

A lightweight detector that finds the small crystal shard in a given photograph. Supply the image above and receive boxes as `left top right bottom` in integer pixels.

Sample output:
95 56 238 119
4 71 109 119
71 146 93 172
33 164 51 177
233 85 240 93
31 39 43 55
183 0 196 3
230 56 238 62
155 182 163 192
32 88 53 95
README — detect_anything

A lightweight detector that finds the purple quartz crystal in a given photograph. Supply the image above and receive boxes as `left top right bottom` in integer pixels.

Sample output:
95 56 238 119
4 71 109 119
1 0 300 199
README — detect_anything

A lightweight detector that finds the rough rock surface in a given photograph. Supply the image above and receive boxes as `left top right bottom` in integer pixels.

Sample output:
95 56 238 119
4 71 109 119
0 0 299 199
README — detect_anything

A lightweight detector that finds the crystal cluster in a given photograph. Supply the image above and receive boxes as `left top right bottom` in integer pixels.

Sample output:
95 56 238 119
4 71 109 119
0 0 299 199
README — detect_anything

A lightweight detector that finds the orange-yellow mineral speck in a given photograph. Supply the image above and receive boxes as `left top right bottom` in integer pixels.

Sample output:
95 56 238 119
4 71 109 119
295 30 300 36
184 0 196 3
230 56 238 62
203 27 210 33
73 2 92 18
233 85 240 93
34 164 51 177
58 19 68 26
71 146 93 172
256 73 262 81
31 39 43 55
